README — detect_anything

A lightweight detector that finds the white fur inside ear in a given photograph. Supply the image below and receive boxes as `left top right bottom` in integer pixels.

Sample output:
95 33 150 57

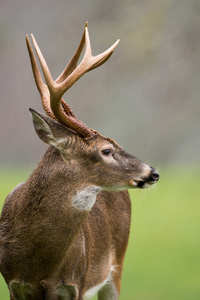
31 110 67 150
31 111 53 134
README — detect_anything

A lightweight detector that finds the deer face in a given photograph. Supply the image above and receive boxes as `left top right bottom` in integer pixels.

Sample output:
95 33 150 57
77 136 159 190
31 110 159 190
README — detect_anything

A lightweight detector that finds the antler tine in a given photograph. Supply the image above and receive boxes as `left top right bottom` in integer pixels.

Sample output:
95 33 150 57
26 35 55 119
27 34 77 119
59 24 120 95
83 26 120 72
55 23 87 119
55 22 87 84
31 34 56 93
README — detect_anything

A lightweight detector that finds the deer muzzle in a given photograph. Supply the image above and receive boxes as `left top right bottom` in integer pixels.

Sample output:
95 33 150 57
129 166 159 189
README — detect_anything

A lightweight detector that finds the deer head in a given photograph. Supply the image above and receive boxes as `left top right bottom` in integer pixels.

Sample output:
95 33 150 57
26 22 159 193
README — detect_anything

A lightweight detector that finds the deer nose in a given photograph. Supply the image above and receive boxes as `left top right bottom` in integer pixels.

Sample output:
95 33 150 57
150 167 159 182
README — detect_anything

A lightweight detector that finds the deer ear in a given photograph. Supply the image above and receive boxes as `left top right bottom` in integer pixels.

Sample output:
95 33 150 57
29 109 68 151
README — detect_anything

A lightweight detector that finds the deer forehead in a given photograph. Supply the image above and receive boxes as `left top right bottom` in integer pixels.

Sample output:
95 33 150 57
86 137 118 151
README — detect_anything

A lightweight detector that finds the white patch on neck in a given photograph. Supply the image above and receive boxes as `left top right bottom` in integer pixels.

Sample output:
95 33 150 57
72 186 101 211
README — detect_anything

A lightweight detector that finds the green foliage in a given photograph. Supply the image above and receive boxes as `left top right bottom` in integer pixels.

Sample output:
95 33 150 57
0 167 199 299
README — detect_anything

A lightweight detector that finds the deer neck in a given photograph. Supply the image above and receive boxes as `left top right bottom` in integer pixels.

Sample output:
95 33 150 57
24 146 100 253
28 146 101 207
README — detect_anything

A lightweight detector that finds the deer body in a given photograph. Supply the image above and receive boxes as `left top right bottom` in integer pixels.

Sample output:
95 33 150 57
0 23 159 300
0 140 132 300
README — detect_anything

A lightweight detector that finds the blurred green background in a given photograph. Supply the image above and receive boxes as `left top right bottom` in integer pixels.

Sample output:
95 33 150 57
0 0 200 299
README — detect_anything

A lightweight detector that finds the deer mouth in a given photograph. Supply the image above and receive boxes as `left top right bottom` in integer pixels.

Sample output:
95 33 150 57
130 179 157 189
130 167 159 189
129 179 146 188
136 180 146 188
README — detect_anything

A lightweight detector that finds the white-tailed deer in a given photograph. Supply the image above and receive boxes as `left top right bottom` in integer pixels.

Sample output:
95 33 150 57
0 23 159 300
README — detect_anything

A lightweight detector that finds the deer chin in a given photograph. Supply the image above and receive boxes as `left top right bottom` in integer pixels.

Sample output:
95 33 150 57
129 179 157 189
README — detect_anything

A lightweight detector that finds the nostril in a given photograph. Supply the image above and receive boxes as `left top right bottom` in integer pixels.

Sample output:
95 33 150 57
150 167 159 182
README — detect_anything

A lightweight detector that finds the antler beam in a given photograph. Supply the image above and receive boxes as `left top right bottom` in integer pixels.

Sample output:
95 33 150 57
26 22 120 138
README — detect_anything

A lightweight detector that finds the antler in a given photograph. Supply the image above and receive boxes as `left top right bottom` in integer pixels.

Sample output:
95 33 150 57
26 22 120 138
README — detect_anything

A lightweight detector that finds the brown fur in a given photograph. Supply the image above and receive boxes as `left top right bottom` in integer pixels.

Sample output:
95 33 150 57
0 25 159 299
0 116 158 299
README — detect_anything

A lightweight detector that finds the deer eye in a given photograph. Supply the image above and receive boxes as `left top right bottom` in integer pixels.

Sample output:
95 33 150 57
101 149 112 156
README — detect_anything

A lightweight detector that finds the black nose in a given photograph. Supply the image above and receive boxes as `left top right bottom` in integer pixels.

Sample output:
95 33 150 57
150 167 159 182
